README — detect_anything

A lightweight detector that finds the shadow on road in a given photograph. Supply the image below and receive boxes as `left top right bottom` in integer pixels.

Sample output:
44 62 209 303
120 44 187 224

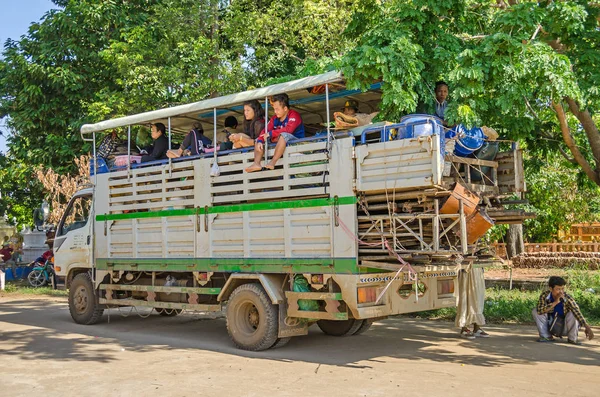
1 298 599 368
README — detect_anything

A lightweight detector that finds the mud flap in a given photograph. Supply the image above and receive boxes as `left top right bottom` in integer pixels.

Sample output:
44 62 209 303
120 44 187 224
278 299 309 338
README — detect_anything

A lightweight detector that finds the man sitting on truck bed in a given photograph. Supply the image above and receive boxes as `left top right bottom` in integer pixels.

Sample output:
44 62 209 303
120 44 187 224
245 93 304 172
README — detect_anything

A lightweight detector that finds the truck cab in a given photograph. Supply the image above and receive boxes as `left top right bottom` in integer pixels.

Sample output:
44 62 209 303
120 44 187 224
54 187 94 288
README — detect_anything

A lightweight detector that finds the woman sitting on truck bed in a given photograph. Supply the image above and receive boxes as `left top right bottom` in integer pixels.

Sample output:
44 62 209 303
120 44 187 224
245 93 304 172
229 100 265 149
141 123 169 162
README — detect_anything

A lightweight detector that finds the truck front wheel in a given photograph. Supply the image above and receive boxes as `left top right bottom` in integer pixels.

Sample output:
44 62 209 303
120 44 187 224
317 319 364 336
68 273 104 325
226 283 279 351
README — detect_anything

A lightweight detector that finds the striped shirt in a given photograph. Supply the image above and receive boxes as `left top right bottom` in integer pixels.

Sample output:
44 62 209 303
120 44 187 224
536 291 587 326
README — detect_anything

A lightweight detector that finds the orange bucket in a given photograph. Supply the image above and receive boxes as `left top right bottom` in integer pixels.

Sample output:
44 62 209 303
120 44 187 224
440 183 480 216
466 209 494 244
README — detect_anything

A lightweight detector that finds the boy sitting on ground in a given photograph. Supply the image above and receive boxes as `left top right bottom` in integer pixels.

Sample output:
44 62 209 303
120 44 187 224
533 276 594 344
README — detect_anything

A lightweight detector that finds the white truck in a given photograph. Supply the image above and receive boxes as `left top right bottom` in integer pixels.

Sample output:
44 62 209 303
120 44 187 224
54 71 526 350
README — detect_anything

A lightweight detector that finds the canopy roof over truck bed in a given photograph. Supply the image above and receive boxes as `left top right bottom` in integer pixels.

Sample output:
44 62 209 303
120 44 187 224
80 71 383 137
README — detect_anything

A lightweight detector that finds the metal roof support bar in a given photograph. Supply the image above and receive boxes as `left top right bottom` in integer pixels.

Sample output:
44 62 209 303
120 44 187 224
213 108 218 164
264 97 269 165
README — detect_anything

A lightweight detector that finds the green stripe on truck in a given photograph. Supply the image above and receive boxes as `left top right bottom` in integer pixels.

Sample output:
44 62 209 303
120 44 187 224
95 257 362 274
95 195 358 221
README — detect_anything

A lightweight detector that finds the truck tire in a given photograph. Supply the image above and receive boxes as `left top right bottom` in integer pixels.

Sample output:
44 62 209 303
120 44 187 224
271 337 291 349
317 319 364 336
69 273 104 325
352 319 374 335
226 283 279 351
156 308 182 317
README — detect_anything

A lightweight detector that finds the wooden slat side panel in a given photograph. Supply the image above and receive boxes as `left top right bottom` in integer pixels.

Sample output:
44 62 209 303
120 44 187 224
210 141 330 204
356 137 439 193
496 150 525 194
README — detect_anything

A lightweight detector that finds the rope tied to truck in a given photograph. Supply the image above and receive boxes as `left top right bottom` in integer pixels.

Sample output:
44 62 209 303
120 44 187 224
335 212 419 303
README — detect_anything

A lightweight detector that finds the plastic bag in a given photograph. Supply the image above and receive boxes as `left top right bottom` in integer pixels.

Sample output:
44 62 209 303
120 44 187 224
293 275 319 311
210 162 220 177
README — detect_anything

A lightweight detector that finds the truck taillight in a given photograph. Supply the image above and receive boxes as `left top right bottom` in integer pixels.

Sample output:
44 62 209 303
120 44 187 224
50 257 55 263
357 286 378 304
55 266 61 272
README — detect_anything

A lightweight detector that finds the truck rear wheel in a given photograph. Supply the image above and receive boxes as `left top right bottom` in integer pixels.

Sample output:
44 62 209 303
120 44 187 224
317 319 364 336
352 319 374 335
69 273 104 325
226 283 279 351
271 337 291 349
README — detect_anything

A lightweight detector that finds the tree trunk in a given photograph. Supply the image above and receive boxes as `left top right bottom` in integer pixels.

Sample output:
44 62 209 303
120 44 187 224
551 101 600 186
506 224 525 259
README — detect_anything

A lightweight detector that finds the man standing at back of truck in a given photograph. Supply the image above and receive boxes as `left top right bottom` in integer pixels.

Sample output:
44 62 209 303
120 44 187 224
245 93 304 172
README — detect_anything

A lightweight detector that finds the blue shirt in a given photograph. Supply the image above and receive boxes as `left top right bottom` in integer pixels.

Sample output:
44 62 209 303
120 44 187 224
548 293 565 317
435 100 447 120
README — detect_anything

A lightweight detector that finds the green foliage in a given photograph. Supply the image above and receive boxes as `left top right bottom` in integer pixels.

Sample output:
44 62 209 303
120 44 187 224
564 268 600 291
483 288 540 323
342 0 600 187
0 283 68 297
521 154 600 241
0 153 43 228
225 0 360 86
412 284 600 326
2 0 600 227
0 1 363 222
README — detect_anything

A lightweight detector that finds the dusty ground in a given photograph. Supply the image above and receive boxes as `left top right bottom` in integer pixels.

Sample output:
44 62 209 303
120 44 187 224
0 295 599 397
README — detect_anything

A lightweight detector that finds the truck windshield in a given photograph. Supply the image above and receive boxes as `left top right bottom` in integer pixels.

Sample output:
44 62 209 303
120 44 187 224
58 195 92 237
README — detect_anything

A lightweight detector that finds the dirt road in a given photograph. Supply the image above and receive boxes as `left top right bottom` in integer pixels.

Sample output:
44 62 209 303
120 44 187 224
0 295 598 397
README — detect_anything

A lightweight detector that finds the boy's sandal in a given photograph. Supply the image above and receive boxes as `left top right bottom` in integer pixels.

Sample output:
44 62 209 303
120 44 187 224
567 339 582 345
473 329 490 338
460 329 476 340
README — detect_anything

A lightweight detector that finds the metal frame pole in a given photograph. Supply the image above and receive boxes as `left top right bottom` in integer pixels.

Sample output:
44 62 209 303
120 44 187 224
92 133 97 186
264 97 269 164
459 199 468 255
168 117 172 150
326 84 331 151
213 108 218 163
127 126 131 172
433 199 440 252
168 117 172 175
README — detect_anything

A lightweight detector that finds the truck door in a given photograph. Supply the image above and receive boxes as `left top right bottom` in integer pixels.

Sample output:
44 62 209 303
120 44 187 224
54 193 93 276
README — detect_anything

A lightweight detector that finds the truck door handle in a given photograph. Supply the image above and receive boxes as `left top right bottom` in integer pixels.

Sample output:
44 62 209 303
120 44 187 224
87 235 91 245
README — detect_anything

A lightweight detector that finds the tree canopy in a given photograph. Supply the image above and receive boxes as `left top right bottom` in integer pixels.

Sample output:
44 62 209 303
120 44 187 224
1 0 599 238
343 0 600 187
0 0 358 225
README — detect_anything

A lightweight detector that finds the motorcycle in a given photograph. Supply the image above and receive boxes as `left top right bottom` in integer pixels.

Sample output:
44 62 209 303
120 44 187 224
27 251 55 288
